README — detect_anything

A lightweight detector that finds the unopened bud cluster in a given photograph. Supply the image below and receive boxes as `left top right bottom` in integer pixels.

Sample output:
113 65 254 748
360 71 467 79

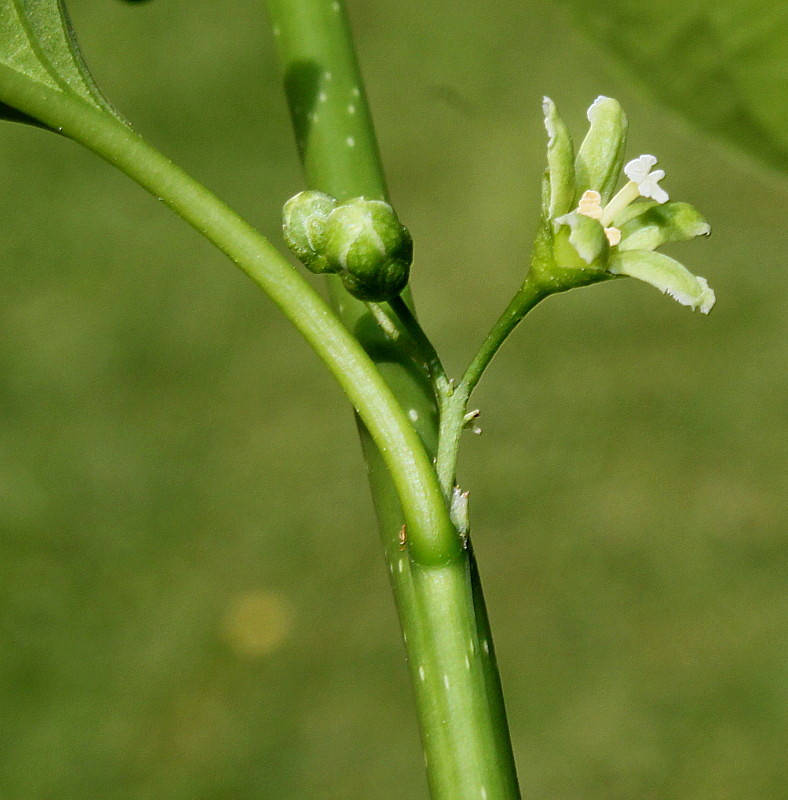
283 191 412 302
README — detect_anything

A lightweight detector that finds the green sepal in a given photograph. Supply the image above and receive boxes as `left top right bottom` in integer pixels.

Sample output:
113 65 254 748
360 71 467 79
618 201 711 251
608 250 716 314
575 96 627 203
324 198 413 302
553 210 609 267
282 190 338 274
542 96 575 219
0 0 123 126
526 220 612 296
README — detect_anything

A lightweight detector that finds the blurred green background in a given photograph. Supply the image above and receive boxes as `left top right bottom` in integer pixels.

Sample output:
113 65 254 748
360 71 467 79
1 1 785 798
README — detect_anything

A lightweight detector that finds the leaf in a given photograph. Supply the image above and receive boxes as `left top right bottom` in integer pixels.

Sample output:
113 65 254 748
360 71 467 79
0 0 121 124
558 0 788 173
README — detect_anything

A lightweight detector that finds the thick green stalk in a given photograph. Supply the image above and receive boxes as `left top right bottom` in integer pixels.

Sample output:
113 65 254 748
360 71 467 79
264 1 520 797
0 63 457 566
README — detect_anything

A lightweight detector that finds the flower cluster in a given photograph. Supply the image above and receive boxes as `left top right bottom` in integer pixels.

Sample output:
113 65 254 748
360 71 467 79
531 96 715 314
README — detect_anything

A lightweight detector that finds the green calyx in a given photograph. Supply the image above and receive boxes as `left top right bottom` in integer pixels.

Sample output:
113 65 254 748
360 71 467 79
324 198 412 301
282 190 337 274
283 193 413 302
529 96 716 314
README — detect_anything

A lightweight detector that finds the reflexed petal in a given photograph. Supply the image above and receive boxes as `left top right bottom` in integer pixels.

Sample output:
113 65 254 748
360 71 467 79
618 202 711 251
609 250 716 313
542 97 575 218
575 96 628 203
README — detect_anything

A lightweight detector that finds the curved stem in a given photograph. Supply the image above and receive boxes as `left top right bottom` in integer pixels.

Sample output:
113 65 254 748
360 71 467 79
0 65 459 566
436 278 548 495
460 278 548 399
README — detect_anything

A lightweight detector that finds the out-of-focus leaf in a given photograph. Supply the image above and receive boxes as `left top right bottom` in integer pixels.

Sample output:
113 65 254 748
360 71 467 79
558 0 788 173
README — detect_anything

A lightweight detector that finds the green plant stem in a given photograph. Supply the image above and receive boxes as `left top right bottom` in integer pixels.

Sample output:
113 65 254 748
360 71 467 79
0 63 459 566
265 1 520 797
436 278 547 496
388 294 452 404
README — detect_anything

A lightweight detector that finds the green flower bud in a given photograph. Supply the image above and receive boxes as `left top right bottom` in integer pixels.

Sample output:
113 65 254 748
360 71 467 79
282 190 337 274
323 198 413 301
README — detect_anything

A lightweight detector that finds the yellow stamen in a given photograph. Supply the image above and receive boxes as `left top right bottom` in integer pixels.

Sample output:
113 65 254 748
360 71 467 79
578 189 603 220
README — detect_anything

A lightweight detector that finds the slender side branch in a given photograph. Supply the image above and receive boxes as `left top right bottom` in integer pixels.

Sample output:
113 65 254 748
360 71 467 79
388 294 452 403
436 278 548 495
460 278 548 400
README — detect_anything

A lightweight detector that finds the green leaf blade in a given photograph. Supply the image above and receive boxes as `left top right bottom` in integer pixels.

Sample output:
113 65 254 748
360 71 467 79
0 0 123 125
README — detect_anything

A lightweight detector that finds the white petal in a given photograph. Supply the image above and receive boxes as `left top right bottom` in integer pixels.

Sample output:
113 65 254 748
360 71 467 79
624 155 658 183
639 171 669 203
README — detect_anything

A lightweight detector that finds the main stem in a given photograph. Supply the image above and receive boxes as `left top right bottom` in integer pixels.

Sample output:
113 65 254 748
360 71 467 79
264 1 520 797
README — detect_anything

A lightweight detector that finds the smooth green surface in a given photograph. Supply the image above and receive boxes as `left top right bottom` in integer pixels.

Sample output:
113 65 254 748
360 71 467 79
265 2 518 795
0 1 785 799
558 0 788 173
0 0 119 117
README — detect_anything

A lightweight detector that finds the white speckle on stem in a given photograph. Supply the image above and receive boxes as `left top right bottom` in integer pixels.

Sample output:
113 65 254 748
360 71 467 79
418 665 425 681
398 558 404 573
347 103 356 114
351 87 360 97
465 655 470 670
408 409 419 422
272 25 280 37
324 71 332 81
443 674 450 689
481 787 488 800
469 638 476 655
332 1 340 11
482 639 490 655
346 136 355 148
318 91 327 103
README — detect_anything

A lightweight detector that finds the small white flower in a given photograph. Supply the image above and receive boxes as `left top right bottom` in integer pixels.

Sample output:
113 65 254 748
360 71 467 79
604 227 622 246
624 154 669 204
